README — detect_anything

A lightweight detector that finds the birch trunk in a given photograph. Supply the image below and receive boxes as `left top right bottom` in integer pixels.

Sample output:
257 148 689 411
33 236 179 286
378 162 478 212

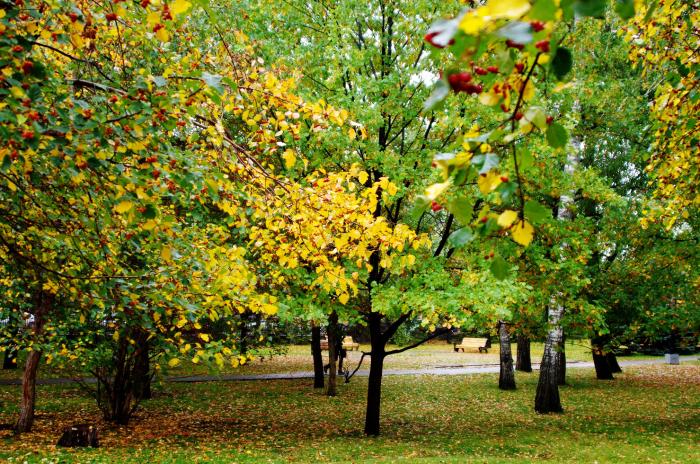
498 321 516 390
534 302 564 413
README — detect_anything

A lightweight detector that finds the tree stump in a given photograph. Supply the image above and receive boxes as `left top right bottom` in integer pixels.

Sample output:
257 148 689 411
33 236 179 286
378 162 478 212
56 424 99 447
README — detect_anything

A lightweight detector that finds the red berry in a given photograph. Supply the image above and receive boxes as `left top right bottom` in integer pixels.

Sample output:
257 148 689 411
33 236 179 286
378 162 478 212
500 176 509 183
546 116 554 125
474 66 488 76
514 112 524 121
140 0 150 6
535 40 550 53
27 111 40 121
169 159 177 168
500 103 509 113
152 169 160 180
21 130 34 140
515 63 525 73
480 216 488 223
424 31 454 49
105 13 118 22
431 201 442 212
447 71 472 92
12 45 23 53
487 66 499 74
530 21 545 32
21 60 33 74
506 39 525 50
68 12 79 22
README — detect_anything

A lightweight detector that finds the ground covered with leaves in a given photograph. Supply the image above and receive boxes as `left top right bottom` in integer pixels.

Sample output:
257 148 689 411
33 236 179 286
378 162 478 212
1 361 698 463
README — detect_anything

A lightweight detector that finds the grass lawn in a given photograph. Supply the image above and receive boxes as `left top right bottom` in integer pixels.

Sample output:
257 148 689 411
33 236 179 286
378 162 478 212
1 360 698 463
0 340 664 382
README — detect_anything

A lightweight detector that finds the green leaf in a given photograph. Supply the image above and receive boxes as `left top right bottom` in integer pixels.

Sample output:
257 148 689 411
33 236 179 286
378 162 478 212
202 72 223 93
574 0 608 18
524 106 547 130
424 80 450 111
152 76 168 87
448 227 475 249
490 255 510 280
550 47 573 81
447 196 475 225
531 0 558 21
471 153 499 174
524 200 552 223
142 204 158 219
614 0 635 19
546 123 568 149
409 195 430 222
517 150 534 170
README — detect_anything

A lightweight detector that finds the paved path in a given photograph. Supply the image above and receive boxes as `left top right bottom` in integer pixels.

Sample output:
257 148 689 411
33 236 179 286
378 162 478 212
0 356 696 386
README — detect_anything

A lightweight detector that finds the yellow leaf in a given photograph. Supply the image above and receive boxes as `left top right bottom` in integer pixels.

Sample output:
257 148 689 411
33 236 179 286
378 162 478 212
498 210 519 228
425 180 451 200
459 12 485 34
511 220 534 246
142 219 157 230
348 127 356 140
115 201 134 213
156 27 170 42
358 171 369 185
200 333 210 342
338 293 349 305
168 358 181 367
282 149 296 169
192 355 200 364
153 312 161 323
479 91 501 106
161 246 172 262
171 0 192 16
477 171 503 194
486 0 531 19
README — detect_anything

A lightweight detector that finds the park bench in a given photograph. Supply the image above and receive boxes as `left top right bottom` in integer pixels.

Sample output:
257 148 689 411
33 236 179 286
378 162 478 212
453 337 489 353
320 338 329 350
342 336 360 351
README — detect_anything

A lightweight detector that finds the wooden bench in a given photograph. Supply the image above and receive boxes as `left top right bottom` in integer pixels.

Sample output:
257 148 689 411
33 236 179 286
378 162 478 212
320 338 329 351
454 337 489 353
342 336 360 351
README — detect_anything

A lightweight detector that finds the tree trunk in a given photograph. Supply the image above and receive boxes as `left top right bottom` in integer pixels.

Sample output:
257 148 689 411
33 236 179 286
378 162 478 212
364 313 385 436
591 336 614 379
15 291 51 433
515 334 532 372
326 311 338 397
557 335 566 385
606 352 622 373
133 332 151 400
534 301 564 414
3 347 18 369
15 349 41 433
498 321 516 390
311 322 324 389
